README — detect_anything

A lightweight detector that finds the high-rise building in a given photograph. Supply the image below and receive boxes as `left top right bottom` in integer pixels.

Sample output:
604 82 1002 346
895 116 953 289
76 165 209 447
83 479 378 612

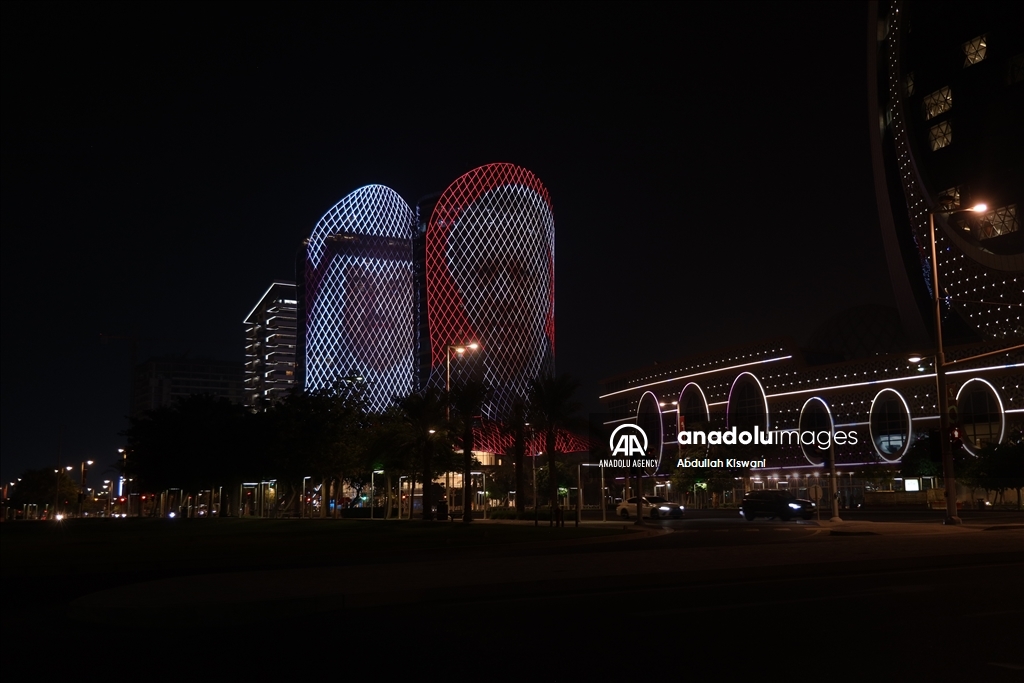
243 281 298 409
300 185 416 413
869 1 1023 345
423 163 555 419
131 356 245 417
297 164 555 419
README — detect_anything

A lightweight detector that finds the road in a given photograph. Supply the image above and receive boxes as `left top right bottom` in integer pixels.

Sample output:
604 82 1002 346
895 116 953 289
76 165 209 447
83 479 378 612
4 514 1020 679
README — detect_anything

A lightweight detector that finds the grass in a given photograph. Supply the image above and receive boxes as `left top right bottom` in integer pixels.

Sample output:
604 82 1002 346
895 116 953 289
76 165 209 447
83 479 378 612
0 517 626 579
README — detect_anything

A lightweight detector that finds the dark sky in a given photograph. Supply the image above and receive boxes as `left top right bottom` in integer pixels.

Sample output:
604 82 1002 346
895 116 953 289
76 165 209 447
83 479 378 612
0 1 893 481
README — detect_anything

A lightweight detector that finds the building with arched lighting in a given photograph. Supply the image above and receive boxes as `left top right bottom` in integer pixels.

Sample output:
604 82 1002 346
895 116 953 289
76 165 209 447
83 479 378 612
598 3 1022 507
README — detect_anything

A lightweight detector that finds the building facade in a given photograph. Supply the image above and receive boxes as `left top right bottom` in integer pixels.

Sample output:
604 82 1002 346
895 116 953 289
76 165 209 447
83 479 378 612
297 164 555 419
423 163 555 419
596 3 1023 504
131 357 245 417
869 1 1023 345
243 281 297 409
300 184 416 413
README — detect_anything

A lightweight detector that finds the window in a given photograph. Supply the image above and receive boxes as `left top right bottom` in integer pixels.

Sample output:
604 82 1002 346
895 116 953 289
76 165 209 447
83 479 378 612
922 86 952 120
904 72 915 96
937 186 960 209
960 205 1020 240
963 35 987 67
929 121 952 150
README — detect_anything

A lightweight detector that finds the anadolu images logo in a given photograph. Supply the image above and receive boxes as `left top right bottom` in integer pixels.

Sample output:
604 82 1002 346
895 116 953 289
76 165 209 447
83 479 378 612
609 423 648 457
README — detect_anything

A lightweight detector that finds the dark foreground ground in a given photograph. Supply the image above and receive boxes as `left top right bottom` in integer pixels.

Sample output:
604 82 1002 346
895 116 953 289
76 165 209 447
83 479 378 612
2 514 1021 681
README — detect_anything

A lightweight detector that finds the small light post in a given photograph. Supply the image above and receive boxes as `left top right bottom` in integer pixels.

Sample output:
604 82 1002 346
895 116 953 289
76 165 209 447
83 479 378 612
370 470 384 520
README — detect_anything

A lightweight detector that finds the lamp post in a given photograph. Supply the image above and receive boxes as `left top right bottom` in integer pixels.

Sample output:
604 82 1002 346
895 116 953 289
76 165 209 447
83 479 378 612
471 471 487 519
78 460 94 518
370 470 384 520
928 202 989 525
445 342 480 420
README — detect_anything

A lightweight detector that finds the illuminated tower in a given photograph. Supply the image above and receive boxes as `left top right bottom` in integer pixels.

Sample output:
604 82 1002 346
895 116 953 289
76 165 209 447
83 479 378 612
302 185 416 412
423 163 555 419
244 281 297 409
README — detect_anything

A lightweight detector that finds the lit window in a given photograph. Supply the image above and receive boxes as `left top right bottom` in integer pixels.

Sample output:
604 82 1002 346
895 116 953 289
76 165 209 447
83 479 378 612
962 35 987 67
961 205 1020 240
929 121 952 150
922 86 951 120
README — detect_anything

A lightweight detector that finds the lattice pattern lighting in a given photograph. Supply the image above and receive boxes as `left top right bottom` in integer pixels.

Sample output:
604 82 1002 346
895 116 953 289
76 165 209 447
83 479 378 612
425 163 555 419
305 185 416 412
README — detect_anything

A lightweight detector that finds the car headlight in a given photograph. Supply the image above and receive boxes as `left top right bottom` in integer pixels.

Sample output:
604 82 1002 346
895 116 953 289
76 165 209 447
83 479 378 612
788 503 801 509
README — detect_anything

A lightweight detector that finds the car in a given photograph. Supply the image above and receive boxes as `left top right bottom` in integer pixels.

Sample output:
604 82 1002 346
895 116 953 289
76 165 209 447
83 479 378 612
740 490 815 521
616 496 685 519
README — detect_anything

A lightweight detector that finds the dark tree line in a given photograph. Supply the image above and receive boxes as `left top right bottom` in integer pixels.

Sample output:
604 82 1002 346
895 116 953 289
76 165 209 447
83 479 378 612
112 373 585 519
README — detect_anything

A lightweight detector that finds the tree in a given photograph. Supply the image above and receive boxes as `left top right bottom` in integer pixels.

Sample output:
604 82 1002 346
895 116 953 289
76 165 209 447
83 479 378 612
395 388 451 520
122 394 254 496
968 427 1024 509
527 374 584 524
7 468 79 517
451 380 492 522
503 397 529 513
268 381 369 518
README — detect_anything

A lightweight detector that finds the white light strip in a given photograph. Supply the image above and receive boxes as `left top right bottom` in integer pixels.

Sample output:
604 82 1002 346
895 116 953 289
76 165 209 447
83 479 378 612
946 362 1024 375
599 355 792 398
766 373 935 398
243 281 295 324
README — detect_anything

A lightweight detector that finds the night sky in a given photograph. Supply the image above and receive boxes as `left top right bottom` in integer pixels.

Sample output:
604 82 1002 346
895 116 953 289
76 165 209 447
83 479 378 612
1 1 893 481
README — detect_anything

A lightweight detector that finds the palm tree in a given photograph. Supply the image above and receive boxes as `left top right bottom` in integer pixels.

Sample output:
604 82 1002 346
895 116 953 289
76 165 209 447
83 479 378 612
502 397 529 514
527 374 584 524
396 389 448 520
451 380 492 522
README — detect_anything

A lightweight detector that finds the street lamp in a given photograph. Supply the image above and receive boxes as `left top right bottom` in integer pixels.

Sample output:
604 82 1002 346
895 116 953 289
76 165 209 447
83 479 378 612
370 470 384 520
471 471 488 519
927 201 986 525
445 342 480 419
78 460 94 517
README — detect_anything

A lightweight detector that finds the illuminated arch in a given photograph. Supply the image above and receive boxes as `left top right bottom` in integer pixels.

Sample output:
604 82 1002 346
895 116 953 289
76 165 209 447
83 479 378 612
868 388 912 462
636 391 664 473
955 377 1005 455
424 163 555 419
798 396 833 466
727 372 769 432
304 185 416 412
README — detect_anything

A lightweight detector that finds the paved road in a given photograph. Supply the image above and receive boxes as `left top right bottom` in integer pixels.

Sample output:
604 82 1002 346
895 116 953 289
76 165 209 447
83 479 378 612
5 517 1020 679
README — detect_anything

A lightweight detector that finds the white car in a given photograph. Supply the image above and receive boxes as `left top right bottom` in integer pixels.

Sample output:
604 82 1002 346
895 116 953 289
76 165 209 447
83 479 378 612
616 496 685 519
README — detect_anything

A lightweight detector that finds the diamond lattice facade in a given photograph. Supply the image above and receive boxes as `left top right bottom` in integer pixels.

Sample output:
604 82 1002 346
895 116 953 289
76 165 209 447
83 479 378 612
298 165 555 417
302 185 416 413
423 163 555 419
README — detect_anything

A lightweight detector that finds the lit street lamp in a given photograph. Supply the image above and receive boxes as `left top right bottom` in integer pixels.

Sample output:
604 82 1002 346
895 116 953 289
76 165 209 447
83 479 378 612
928 201 985 525
78 459 94 517
445 342 480 420
370 470 384 520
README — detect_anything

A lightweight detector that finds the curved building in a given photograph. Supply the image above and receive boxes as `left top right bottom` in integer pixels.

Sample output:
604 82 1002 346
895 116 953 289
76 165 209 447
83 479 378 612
423 163 556 419
302 185 416 412
869 1 1023 345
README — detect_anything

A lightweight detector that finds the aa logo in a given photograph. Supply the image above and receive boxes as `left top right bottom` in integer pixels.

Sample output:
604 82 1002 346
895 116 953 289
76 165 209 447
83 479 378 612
609 424 648 457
